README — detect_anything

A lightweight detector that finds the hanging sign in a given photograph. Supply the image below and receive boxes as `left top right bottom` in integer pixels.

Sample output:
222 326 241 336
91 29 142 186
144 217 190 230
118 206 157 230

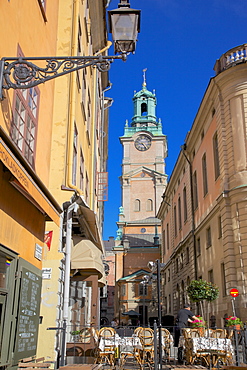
230 288 239 297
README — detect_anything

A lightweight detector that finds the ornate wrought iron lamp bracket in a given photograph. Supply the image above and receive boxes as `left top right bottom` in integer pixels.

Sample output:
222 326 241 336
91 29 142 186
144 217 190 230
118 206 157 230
0 54 125 100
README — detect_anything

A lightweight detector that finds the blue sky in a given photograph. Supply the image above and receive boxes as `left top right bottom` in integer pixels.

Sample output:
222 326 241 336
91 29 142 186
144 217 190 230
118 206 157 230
103 0 247 240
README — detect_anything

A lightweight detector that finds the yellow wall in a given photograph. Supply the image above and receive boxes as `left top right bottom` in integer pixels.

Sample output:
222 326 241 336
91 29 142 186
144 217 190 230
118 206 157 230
0 0 59 186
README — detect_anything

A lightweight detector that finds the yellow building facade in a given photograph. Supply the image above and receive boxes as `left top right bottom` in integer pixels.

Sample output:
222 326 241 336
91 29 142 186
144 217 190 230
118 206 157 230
0 0 110 367
0 1 61 368
36 0 110 365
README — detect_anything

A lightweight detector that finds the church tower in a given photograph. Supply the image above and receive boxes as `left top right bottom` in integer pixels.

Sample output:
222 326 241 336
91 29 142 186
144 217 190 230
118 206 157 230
113 72 168 324
119 71 167 226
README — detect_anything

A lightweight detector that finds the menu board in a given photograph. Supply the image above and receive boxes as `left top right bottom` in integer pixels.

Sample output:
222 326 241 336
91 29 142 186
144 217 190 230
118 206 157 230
14 267 42 361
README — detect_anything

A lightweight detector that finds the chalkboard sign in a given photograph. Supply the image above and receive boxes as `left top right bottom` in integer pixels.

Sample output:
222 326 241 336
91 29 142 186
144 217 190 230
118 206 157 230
14 267 42 361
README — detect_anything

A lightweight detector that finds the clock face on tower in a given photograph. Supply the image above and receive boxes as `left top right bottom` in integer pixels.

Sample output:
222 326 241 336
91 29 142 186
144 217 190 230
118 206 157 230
134 134 151 151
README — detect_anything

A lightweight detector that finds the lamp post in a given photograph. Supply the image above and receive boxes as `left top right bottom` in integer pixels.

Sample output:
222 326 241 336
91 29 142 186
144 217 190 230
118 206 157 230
0 0 141 100
140 280 147 327
148 259 165 370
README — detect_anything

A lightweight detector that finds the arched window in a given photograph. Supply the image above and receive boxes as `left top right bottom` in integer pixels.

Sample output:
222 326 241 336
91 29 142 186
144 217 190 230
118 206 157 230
141 102 147 116
146 198 153 211
134 199 140 212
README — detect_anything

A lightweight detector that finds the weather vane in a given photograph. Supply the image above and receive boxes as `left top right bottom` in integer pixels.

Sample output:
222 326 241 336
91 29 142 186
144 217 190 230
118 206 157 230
143 68 147 86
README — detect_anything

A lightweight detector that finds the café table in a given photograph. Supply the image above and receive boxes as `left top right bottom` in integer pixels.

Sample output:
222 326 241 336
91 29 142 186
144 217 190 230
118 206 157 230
98 334 142 367
180 336 234 367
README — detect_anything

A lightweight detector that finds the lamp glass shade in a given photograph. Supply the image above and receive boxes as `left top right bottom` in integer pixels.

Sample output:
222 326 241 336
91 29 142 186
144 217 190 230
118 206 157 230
108 7 140 54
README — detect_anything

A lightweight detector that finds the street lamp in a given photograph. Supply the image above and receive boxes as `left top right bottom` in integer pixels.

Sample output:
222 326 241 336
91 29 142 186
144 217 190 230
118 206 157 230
0 0 141 100
140 280 148 327
108 0 141 54
148 259 166 370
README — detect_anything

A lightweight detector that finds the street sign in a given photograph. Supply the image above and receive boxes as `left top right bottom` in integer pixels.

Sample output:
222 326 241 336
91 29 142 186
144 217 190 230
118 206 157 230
230 288 239 297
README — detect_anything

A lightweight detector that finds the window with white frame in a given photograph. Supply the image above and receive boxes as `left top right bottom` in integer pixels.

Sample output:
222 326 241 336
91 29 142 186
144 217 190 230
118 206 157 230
12 87 39 167
139 283 148 296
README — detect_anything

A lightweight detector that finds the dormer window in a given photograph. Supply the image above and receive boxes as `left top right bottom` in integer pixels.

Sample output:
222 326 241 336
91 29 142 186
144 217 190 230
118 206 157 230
141 102 147 116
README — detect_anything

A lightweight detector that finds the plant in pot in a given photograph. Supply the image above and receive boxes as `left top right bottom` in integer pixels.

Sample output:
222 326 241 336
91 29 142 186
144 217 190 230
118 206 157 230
191 315 206 335
187 279 219 324
191 316 206 328
70 330 81 342
225 316 243 331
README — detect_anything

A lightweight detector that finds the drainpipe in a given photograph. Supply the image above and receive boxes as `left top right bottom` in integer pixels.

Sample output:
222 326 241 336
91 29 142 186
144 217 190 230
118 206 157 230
66 0 82 195
182 145 198 280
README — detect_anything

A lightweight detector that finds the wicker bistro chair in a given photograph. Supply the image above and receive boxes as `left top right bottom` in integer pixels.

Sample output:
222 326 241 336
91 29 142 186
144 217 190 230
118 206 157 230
156 328 172 359
182 328 211 366
204 328 214 337
119 336 142 369
95 327 117 366
211 329 227 339
79 327 92 343
138 327 154 365
134 327 144 337
209 330 233 367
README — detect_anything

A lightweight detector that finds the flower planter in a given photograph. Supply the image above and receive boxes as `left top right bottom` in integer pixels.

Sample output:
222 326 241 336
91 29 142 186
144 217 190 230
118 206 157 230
229 324 241 333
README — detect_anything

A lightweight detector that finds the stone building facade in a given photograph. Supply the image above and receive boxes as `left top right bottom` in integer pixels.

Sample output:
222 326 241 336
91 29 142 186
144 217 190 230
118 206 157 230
157 44 247 327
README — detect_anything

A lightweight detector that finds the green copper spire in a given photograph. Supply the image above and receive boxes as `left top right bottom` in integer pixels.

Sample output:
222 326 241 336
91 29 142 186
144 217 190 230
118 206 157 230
123 69 163 137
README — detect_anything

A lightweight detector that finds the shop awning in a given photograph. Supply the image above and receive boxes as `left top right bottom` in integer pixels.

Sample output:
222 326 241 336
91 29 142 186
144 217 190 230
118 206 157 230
71 238 104 279
98 273 107 287
77 205 104 252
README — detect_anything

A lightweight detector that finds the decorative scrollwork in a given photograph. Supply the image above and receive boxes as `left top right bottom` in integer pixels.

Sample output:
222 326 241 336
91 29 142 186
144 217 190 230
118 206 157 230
1 55 122 93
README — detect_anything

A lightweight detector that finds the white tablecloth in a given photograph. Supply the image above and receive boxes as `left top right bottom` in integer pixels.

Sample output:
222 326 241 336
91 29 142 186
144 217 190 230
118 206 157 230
191 337 233 354
99 335 142 352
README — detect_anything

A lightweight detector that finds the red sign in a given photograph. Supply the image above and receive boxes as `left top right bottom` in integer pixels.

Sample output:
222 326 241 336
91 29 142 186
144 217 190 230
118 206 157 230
230 288 239 297
44 231 53 251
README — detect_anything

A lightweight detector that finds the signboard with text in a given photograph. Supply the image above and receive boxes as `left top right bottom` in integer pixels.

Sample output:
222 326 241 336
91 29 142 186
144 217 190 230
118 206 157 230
13 266 42 362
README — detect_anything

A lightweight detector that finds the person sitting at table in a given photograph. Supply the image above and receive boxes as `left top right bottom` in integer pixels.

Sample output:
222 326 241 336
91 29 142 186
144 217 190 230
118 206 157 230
174 304 197 362
111 317 119 328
